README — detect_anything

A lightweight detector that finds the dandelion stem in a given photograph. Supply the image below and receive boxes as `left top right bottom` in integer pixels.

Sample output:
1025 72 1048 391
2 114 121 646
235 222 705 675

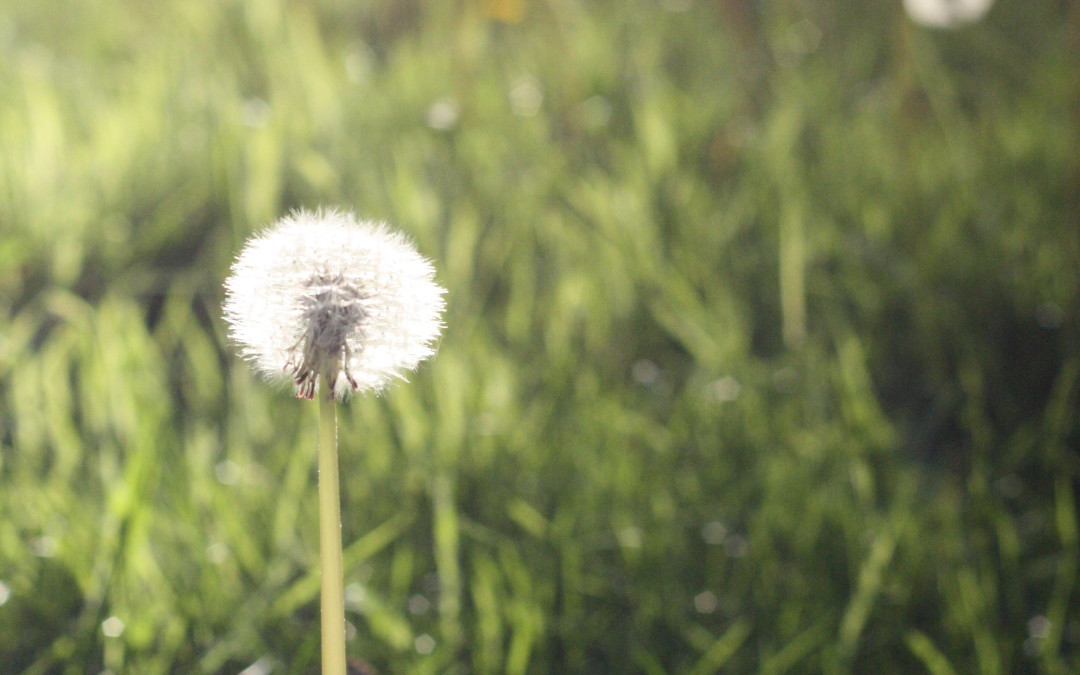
318 375 347 675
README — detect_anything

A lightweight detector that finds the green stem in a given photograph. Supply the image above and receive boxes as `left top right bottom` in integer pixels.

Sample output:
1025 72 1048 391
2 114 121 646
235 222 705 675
318 376 347 675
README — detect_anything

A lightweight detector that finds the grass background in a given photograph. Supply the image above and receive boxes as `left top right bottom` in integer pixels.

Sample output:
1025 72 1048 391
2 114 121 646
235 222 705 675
1 0 1078 672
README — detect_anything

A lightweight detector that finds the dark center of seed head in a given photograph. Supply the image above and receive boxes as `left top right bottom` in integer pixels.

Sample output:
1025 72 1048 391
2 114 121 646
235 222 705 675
289 274 367 399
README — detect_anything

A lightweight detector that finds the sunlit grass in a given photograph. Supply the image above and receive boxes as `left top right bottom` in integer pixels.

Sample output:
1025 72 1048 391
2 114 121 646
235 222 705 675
1 0 1078 673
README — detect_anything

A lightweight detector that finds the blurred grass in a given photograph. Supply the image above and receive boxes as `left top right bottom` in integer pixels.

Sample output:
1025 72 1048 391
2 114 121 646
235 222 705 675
0 0 1078 672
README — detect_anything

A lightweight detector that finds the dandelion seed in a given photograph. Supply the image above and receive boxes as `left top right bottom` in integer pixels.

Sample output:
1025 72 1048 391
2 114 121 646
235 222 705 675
223 208 446 400
509 76 543 117
701 520 728 545
101 616 125 638
426 97 460 130
414 634 436 655
407 594 432 615
1028 615 1051 639
693 590 719 614
30 536 56 558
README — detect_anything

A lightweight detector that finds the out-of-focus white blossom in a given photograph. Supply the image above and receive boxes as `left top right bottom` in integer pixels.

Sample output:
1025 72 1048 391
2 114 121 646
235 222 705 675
224 209 445 400
904 0 994 29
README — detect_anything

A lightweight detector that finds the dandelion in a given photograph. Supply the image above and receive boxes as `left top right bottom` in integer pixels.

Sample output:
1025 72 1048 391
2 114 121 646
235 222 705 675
223 208 445 675
903 0 994 29
224 208 446 400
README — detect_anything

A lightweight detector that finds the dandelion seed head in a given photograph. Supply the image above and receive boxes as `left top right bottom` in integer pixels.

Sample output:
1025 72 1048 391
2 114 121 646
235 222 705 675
223 208 446 400
904 0 993 29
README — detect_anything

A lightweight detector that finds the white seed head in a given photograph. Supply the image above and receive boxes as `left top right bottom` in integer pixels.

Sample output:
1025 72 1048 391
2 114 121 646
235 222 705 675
903 0 993 29
223 209 446 400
